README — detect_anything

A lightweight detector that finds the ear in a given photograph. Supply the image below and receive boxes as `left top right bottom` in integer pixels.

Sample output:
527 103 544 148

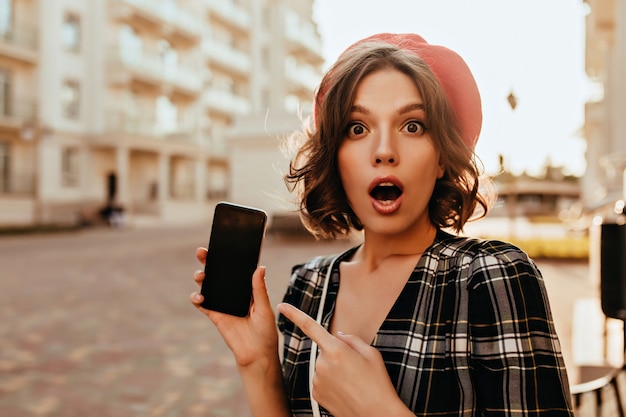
437 162 445 179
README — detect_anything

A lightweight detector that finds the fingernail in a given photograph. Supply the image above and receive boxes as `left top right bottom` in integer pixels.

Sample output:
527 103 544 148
194 293 202 301
337 331 345 336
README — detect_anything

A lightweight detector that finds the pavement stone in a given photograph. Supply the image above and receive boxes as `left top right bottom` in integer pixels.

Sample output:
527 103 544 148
0 224 593 416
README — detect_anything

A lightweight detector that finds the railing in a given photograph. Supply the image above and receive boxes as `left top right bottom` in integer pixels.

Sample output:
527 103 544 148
116 0 202 37
104 110 199 141
109 47 203 93
202 39 251 75
0 25 38 52
284 60 320 92
200 132 229 158
203 89 250 115
284 12 322 56
0 99 37 121
205 0 251 30
0 173 35 195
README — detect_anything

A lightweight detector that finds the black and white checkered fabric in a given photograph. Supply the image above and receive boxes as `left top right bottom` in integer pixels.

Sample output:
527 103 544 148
278 230 574 416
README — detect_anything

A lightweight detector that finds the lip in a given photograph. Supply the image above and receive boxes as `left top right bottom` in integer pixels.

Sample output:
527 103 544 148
368 175 404 215
367 175 404 194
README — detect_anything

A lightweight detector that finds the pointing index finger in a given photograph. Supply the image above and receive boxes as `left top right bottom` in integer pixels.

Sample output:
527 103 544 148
277 303 336 350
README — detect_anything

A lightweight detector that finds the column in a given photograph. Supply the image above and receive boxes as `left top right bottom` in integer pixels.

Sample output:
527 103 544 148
158 152 169 203
195 157 207 202
115 147 130 207
80 144 91 196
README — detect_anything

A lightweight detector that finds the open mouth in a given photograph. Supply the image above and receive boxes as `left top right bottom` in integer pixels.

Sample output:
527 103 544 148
370 181 403 204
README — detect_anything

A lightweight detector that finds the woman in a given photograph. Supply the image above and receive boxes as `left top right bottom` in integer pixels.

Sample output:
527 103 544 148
191 33 574 416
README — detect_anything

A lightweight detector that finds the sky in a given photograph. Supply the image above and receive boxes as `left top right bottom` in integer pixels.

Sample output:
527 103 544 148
313 0 595 176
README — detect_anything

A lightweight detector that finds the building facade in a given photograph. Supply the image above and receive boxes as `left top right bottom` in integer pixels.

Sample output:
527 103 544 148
491 166 581 220
582 0 626 210
0 0 324 227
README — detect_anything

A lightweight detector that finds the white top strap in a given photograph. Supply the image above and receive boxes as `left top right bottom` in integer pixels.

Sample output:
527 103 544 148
309 256 338 417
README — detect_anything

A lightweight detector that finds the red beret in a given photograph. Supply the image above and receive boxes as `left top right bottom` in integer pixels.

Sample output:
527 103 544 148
318 33 482 150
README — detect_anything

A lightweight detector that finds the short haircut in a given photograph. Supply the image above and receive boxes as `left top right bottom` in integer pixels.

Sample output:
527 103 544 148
284 42 493 239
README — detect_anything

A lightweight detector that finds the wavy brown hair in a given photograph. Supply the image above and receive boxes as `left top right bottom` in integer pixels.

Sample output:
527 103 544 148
284 42 492 239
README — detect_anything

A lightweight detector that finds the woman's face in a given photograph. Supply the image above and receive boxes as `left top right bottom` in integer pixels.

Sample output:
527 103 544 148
337 68 444 238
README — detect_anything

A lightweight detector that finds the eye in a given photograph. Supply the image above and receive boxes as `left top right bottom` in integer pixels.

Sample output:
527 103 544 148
345 122 368 138
403 120 426 135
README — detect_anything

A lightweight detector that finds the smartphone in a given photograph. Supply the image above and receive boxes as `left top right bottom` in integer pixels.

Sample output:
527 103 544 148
200 202 267 317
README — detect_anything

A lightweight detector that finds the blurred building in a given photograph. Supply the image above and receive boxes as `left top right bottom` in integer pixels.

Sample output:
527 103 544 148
491 165 581 219
582 0 626 210
0 0 324 228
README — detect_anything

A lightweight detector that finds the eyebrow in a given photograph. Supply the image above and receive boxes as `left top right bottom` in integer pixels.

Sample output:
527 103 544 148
396 103 425 115
349 103 425 116
350 104 370 115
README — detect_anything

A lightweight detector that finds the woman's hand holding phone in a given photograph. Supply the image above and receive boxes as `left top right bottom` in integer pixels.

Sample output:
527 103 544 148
191 246 279 369
192 248 292 417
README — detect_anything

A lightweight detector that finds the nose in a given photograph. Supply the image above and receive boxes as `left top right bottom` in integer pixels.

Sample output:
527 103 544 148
373 131 398 165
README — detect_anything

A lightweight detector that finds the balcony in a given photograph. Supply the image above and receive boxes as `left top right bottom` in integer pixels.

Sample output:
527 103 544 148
205 0 251 32
204 89 250 117
0 172 35 195
203 38 251 77
285 60 320 94
0 25 38 64
107 47 203 97
203 134 228 157
110 0 203 45
284 13 324 64
104 109 199 142
0 98 37 135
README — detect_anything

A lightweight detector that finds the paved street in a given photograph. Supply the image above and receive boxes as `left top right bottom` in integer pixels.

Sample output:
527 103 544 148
0 224 594 416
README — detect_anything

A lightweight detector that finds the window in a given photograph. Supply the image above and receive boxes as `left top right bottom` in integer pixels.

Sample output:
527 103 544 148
284 94 299 114
0 0 12 37
62 13 81 52
61 80 80 119
261 47 270 70
0 141 8 192
261 88 270 110
262 6 271 28
61 147 79 187
120 25 142 62
0 68 10 117
163 0 177 14
156 95 178 135
213 74 234 92
157 39 177 74
124 91 139 131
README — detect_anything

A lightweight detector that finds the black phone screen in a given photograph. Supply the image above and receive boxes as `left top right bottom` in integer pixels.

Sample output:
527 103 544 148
200 202 267 317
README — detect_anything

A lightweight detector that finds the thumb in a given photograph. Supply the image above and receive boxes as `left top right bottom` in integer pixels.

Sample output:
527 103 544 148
335 332 371 355
251 266 272 313
336 332 384 364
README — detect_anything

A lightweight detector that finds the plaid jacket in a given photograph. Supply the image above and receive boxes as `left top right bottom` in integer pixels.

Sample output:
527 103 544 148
278 230 574 416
